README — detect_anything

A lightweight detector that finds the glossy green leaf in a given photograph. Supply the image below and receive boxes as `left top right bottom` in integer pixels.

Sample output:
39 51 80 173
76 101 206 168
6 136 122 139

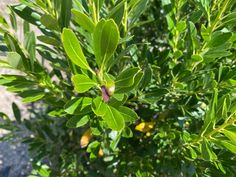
72 74 97 93
66 115 89 128
64 97 92 115
62 28 91 70
102 105 125 131
92 96 107 116
40 14 59 31
118 106 138 122
93 19 119 69
72 9 95 33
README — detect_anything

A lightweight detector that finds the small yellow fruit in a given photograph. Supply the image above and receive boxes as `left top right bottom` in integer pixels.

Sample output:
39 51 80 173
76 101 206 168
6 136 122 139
135 122 155 133
80 128 92 148
98 148 104 157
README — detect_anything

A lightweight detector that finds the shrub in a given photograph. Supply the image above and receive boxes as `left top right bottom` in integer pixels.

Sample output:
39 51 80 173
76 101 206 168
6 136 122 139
0 0 236 176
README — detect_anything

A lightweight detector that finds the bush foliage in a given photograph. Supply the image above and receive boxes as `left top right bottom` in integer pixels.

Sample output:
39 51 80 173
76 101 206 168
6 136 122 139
0 0 236 176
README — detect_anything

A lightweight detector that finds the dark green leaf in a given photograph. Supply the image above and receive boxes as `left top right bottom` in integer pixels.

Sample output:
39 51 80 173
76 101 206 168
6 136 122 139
12 102 21 123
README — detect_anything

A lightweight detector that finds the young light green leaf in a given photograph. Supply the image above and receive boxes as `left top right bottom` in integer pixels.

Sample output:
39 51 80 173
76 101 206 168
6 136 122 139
62 28 91 70
72 9 95 33
7 52 24 70
66 115 89 128
64 97 92 115
93 19 119 70
92 96 107 116
102 105 125 131
72 74 97 93
118 106 138 122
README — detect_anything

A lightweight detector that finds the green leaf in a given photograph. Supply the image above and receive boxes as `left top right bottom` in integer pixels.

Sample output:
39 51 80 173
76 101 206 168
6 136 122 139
218 140 236 154
24 32 36 70
11 4 41 26
203 43 232 61
222 129 236 144
37 35 60 46
62 28 91 70
72 9 95 33
18 90 45 103
64 97 92 115
71 74 97 93
93 19 119 70
102 105 125 131
59 0 72 29
4 33 30 70
118 106 138 122
115 69 143 93
207 31 232 48
66 115 89 128
0 60 12 69
222 12 236 27
40 14 59 31
129 0 149 26
201 88 218 135
12 102 21 123
122 127 133 138
201 138 217 161
115 67 141 87
7 52 24 70
92 96 107 116
191 54 203 62
107 0 125 25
